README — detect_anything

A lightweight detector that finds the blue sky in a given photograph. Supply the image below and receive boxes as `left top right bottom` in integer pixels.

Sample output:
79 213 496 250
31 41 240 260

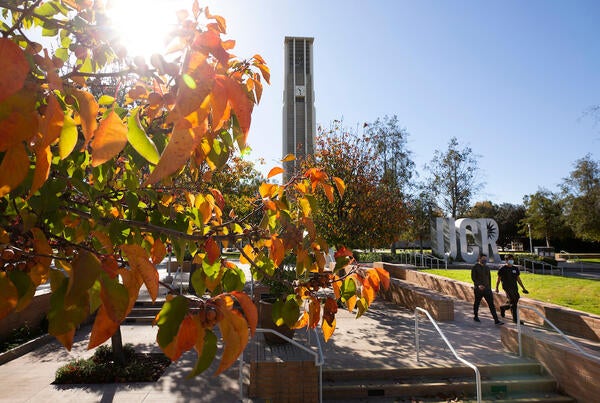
112 1 600 205
198 0 599 205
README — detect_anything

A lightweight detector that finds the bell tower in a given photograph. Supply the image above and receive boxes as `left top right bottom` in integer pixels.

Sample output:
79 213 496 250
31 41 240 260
283 37 315 180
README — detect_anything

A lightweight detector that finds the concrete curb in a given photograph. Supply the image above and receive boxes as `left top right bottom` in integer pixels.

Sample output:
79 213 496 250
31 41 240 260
0 333 54 365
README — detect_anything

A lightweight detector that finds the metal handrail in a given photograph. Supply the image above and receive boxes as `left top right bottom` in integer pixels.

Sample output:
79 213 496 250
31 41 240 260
518 257 562 276
414 307 482 403
517 304 600 362
239 327 325 402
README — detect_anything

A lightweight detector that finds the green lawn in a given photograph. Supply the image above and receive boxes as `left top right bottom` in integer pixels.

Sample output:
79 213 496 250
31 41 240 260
423 269 600 316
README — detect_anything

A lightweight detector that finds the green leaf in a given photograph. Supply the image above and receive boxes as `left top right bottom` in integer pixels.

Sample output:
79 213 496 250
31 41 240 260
99 274 129 322
190 269 206 296
48 277 89 336
341 277 357 301
8 271 35 312
55 47 68 62
202 260 220 279
188 330 217 378
182 74 196 89
127 108 160 164
222 266 245 292
356 297 368 319
98 95 115 105
282 297 300 327
156 295 189 348
58 113 78 159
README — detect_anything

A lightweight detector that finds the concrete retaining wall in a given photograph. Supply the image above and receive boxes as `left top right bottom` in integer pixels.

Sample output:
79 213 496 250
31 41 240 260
501 326 600 403
375 262 600 342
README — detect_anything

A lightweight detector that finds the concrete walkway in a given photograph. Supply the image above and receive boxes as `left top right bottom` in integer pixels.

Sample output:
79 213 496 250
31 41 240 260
0 263 538 402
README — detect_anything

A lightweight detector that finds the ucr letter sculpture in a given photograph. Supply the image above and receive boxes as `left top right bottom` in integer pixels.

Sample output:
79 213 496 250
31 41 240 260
431 218 501 263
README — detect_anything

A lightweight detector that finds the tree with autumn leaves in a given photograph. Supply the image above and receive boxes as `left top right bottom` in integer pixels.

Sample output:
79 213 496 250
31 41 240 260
0 0 389 377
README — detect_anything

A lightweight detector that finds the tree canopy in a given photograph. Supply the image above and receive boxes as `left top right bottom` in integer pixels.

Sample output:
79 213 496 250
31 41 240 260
0 0 388 377
426 137 483 218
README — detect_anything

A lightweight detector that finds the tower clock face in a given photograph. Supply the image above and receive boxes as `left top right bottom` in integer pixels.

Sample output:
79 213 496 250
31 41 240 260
295 85 305 97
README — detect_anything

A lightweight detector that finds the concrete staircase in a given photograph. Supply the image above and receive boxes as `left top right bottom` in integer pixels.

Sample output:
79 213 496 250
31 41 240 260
124 300 164 324
323 362 575 402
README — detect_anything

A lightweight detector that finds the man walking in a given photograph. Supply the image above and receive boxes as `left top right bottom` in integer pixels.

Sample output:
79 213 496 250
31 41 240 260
495 254 529 323
471 253 503 325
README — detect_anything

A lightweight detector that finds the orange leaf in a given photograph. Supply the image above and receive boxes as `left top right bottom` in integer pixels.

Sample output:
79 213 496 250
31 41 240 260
321 183 334 203
0 272 18 320
269 236 285 267
291 311 309 329
71 89 98 146
29 145 51 197
151 237 167 265
267 167 284 179
333 176 346 198
204 237 220 264
54 329 76 351
210 76 231 131
0 38 30 103
331 277 341 300
31 227 53 269
0 143 29 198
143 119 203 185
91 110 128 167
334 247 353 259
215 308 248 375
91 230 114 254
166 315 197 361
121 244 159 301
119 267 144 313
374 266 391 291
37 93 64 148
282 153 295 162
321 317 336 342
362 281 376 305
0 111 38 152
88 304 120 349
308 296 321 328
346 295 357 312
231 291 257 336
222 76 253 146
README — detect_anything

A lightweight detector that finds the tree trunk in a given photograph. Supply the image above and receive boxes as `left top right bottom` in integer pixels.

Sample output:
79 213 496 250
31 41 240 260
111 326 126 366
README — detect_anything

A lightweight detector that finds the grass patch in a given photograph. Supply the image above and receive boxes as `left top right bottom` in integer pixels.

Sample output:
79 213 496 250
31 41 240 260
54 344 170 384
423 269 600 316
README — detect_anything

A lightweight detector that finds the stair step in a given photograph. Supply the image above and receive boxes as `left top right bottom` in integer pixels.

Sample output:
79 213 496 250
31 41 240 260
323 391 575 402
323 363 544 381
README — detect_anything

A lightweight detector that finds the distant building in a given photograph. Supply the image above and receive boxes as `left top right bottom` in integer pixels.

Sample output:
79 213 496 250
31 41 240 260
282 37 315 180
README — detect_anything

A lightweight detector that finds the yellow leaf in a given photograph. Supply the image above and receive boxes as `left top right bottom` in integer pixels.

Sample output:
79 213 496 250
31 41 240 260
239 244 256 265
282 153 295 162
333 176 346 198
299 197 311 217
322 317 336 342
346 295 357 313
121 244 159 301
58 112 78 159
0 143 29 198
91 110 128 167
37 93 63 148
267 166 284 179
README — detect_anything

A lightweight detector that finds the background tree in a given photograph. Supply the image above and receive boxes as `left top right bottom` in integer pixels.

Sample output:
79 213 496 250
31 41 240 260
0 0 388 378
520 189 570 247
308 121 410 249
495 203 526 249
366 115 414 194
466 201 498 219
426 137 483 217
401 187 439 253
560 154 600 242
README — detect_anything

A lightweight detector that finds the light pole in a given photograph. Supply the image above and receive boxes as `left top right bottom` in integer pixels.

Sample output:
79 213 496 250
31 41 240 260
527 223 533 254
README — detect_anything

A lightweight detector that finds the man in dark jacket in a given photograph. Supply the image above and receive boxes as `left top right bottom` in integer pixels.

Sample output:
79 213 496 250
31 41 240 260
471 253 503 325
495 254 529 323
